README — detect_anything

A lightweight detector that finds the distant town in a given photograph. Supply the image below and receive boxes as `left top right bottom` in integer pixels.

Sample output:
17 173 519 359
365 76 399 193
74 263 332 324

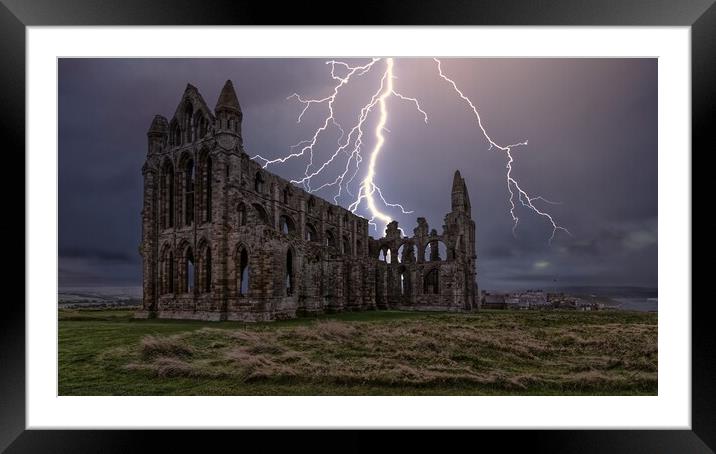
481 290 609 311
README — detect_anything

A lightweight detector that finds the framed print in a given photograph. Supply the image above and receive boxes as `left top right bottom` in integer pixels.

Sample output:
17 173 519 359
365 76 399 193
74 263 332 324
5 0 711 451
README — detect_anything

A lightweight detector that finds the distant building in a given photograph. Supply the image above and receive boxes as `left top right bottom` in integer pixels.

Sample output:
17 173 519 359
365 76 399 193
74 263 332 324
481 292 507 310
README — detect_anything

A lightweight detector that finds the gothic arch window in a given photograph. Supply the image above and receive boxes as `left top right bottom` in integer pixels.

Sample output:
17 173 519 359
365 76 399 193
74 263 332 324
183 101 194 143
285 248 294 296
397 243 414 264
237 246 249 296
283 185 292 205
254 171 265 193
325 230 336 249
327 207 334 222
378 246 389 262
160 161 174 229
424 268 439 294
184 158 195 226
197 116 208 139
425 240 447 262
252 203 270 227
169 118 181 147
305 223 318 242
399 266 409 296
183 246 195 293
160 246 175 295
279 215 296 235
355 239 362 255
307 196 315 213
342 235 351 255
237 202 247 227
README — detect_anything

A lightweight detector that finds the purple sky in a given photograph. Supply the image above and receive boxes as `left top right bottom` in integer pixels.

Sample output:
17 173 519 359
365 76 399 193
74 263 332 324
58 58 657 292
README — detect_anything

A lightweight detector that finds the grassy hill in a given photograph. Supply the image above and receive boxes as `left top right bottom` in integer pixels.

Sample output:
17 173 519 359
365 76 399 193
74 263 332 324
59 308 657 396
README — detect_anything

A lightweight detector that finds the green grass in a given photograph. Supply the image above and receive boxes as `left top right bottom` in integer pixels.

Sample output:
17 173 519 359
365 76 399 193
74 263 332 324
59 308 657 396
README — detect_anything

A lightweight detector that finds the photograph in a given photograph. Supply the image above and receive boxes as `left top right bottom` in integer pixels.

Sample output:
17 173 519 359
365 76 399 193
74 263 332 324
58 56 658 396
4 0 707 448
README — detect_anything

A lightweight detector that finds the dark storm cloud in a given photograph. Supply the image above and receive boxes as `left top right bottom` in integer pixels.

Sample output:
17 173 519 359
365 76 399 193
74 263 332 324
564 218 658 258
58 58 657 291
59 246 136 263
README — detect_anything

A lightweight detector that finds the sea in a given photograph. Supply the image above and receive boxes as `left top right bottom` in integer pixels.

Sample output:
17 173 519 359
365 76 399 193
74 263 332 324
546 286 658 312
609 297 658 312
58 286 142 308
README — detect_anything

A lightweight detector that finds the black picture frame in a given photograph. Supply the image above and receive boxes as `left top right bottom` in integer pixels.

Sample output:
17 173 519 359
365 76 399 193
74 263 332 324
3 0 709 451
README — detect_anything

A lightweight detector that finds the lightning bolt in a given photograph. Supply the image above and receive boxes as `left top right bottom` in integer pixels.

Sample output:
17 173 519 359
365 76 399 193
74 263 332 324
433 58 570 243
252 57 420 233
252 57 569 243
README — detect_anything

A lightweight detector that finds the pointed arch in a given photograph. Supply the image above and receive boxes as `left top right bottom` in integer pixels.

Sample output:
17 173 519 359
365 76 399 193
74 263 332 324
378 245 389 262
425 240 447 262
235 244 250 297
324 229 337 249
305 222 318 242
252 203 271 227
342 235 351 256
159 243 175 295
237 202 247 227
279 214 296 235
282 184 292 205
397 242 414 264
169 118 181 147
254 171 265 193
398 265 410 297
183 100 194 142
195 114 209 139
179 243 195 293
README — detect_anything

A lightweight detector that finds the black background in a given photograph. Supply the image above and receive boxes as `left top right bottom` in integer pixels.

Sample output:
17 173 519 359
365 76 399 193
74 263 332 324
2 0 710 452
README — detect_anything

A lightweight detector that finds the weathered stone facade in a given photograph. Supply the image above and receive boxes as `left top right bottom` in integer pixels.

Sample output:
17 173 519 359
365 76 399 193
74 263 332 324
137 80 478 321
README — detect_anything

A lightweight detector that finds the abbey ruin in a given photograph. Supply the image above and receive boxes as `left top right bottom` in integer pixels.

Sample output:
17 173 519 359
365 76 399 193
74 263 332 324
137 80 478 321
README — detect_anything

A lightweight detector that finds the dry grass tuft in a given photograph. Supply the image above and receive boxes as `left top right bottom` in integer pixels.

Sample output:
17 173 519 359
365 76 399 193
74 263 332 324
110 311 657 394
140 335 194 360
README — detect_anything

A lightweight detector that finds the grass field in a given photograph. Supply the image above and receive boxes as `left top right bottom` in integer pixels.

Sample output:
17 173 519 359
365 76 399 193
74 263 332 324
59 308 657 395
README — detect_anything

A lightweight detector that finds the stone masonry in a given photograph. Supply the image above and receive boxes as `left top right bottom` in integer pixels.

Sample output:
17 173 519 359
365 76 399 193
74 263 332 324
136 80 479 321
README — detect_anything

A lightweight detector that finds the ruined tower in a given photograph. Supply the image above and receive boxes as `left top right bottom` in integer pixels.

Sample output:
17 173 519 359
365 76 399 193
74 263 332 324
138 81 479 321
